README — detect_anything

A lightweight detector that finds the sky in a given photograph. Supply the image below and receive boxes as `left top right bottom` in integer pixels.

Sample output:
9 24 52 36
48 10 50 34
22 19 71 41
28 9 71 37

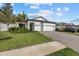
0 3 79 25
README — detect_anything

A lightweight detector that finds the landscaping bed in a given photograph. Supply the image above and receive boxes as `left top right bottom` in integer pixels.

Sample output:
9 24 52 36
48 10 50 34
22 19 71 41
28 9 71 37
47 48 79 56
0 32 53 52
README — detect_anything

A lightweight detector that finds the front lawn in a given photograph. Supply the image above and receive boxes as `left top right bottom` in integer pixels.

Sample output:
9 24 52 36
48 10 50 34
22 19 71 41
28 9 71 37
69 32 79 36
47 48 79 56
0 32 11 40
64 32 79 36
0 32 53 52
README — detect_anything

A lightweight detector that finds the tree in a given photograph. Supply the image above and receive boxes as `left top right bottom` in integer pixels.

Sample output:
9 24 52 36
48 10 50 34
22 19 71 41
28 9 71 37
17 11 28 22
0 3 16 30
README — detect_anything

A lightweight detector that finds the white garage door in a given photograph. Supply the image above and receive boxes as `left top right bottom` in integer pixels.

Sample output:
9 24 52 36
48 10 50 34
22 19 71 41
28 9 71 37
43 23 55 31
43 25 54 31
34 25 42 31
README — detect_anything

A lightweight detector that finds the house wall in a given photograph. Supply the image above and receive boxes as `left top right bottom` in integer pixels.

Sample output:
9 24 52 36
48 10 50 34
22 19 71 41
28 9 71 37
28 21 42 31
0 23 8 31
25 22 28 28
0 23 19 31
9 23 19 28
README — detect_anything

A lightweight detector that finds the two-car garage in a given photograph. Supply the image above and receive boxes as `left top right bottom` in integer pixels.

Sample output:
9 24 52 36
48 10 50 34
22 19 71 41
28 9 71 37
34 22 56 31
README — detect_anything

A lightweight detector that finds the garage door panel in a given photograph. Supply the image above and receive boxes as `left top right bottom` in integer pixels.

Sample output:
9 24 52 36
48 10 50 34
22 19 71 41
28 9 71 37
34 25 42 31
43 25 54 31
43 23 55 31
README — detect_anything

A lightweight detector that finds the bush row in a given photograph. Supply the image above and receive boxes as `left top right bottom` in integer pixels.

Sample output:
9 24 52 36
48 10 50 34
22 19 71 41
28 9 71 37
56 28 79 33
9 27 28 33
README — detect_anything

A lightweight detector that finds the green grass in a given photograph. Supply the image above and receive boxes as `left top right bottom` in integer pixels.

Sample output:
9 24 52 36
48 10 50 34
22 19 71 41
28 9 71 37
0 32 11 40
47 48 79 56
0 32 53 52
64 32 79 36
70 33 79 36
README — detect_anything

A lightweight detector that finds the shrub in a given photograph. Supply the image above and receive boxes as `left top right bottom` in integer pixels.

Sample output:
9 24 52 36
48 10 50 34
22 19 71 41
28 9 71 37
59 28 65 32
56 28 65 32
55 28 59 31
56 27 76 33
65 28 75 33
9 27 17 32
9 27 28 33
17 27 28 33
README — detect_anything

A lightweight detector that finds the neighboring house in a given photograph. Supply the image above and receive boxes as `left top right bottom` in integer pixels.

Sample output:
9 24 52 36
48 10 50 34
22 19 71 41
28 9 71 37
0 23 18 31
0 16 56 31
57 22 79 32
57 22 75 29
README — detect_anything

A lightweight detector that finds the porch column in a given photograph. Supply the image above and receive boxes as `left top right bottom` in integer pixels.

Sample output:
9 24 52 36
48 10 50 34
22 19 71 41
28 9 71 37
28 21 30 30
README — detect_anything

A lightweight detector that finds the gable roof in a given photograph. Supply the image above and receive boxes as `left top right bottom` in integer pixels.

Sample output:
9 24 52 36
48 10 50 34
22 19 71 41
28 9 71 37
33 16 48 21
27 16 57 24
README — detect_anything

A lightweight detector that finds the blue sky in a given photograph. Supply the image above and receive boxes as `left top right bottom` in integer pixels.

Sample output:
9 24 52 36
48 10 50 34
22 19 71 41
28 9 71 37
0 3 79 25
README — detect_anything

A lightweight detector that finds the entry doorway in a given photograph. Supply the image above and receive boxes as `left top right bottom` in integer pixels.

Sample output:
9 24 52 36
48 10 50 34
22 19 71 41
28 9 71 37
30 23 34 31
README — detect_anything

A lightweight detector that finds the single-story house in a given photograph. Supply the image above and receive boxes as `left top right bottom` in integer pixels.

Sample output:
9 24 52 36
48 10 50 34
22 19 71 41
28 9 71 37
0 16 56 31
57 22 75 29
56 22 79 32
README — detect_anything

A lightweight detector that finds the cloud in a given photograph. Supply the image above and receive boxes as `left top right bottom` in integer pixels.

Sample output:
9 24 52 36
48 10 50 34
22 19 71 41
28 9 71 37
28 9 53 21
13 11 16 14
56 12 63 16
56 8 61 11
51 8 53 10
64 7 70 12
49 3 53 6
0 3 2 6
46 17 55 21
70 18 79 22
39 9 53 16
29 3 40 9
30 5 39 9
24 3 29 6
55 7 69 16
0 3 2 8
25 3 53 9
28 13 38 16
11 3 14 6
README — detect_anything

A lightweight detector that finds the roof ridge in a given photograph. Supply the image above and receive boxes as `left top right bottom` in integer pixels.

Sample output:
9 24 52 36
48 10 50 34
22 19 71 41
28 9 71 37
33 16 48 21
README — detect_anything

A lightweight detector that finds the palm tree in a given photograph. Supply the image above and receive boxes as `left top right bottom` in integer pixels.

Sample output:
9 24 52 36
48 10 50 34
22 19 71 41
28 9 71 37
17 11 28 28
17 11 28 22
0 3 16 30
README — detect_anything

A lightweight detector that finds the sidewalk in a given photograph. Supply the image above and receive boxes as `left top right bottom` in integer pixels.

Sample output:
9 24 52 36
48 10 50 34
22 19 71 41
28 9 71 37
0 41 66 56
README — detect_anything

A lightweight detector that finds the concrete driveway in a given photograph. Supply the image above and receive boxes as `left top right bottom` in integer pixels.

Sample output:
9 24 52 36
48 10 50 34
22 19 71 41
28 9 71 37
40 31 79 53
